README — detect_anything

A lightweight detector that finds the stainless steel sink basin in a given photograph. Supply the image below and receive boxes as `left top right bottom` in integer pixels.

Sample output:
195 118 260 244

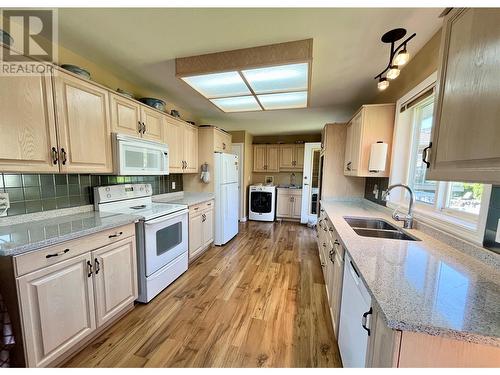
344 217 398 231
352 228 419 241
344 216 420 241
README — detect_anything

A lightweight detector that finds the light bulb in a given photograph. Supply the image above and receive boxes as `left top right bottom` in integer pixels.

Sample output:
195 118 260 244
377 77 389 91
394 48 410 66
387 65 400 80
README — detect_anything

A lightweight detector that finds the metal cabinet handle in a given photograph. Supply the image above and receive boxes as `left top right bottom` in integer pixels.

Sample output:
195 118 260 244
108 231 123 239
346 161 352 171
142 122 146 134
222 142 226 150
95 258 100 275
51 147 59 165
138 121 142 134
361 307 373 336
207 202 212 206
60 148 67 165
46 248 69 259
329 249 335 262
422 142 432 169
87 260 93 277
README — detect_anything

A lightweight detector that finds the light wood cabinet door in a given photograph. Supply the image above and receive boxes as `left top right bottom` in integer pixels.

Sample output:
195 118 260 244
0 72 59 173
292 194 302 218
427 8 500 184
165 118 184 173
202 208 214 247
92 237 138 328
344 122 354 174
253 145 267 172
277 192 292 217
189 213 203 260
279 144 295 169
183 124 198 173
295 144 305 169
110 94 142 137
266 145 280 172
214 130 232 152
54 71 113 174
350 112 363 173
17 253 96 368
329 250 344 338
140 106 164 142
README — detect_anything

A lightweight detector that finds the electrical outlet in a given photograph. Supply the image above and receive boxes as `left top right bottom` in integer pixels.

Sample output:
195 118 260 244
171 181 176 190
0 192 10 217
496 219 500 243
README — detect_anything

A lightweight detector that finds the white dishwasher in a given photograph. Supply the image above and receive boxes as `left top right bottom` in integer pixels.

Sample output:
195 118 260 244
338 253 372 367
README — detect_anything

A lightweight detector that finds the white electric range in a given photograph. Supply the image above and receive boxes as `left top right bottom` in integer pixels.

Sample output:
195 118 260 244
94 184 188 303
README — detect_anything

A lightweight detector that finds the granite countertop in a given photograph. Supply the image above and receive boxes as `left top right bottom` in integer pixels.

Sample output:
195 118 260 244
320 199 500 347
153 191 214 206
0 207 140 257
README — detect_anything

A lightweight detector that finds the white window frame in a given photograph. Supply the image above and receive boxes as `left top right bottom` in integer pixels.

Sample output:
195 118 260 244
387 72 491 245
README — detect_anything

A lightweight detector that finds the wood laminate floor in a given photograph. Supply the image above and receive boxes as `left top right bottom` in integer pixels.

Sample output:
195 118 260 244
64 221 342 368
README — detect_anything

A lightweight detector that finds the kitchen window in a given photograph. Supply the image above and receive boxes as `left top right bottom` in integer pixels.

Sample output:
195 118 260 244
388 73 491 244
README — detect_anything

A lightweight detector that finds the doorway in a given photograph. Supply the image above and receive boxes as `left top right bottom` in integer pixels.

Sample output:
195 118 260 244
231 143 245 221
301 142 322 225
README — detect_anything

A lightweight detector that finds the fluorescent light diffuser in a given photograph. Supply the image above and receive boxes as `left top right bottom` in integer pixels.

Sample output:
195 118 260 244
182 71 250 98
242 63 308 94
210 96 262 112
257 91 308 110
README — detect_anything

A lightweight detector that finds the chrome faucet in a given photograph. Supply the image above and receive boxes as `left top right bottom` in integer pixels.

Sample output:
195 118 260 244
382 184 415 229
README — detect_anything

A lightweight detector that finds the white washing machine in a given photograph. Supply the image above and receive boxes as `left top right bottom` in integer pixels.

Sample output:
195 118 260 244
249 184 276 222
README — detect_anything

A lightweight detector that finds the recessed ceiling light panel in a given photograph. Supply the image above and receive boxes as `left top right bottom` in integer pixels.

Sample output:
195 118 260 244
242 63 308 94
257 91 308 110
210 95 262 113
182 71 250 98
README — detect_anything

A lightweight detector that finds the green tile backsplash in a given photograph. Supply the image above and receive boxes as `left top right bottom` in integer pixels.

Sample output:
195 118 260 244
0 173 183 217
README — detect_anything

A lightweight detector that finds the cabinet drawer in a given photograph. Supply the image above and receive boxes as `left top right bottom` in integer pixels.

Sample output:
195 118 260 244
203 200 214 210
14 224 135 277
189 203 203 216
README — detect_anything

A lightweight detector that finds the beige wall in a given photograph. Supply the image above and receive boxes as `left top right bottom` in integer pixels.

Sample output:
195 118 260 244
57 45 199 123
373 29 441 104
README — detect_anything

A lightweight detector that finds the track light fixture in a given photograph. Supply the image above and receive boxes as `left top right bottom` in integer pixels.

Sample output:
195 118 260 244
375 28 416 90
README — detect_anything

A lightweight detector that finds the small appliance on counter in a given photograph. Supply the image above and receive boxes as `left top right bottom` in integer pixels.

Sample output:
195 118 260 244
94 184 188 303
249 184 276 222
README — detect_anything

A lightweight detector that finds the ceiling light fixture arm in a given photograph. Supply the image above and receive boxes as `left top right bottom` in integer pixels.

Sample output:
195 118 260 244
374 32 416 80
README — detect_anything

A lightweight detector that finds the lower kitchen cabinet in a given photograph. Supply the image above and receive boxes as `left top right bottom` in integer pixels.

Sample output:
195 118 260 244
276 188 302 219
15 225 137 367
188 200 214 261
17 252 97 368
92 238 138 327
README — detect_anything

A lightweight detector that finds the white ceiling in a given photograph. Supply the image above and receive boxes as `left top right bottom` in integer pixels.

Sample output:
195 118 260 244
57 8 443 135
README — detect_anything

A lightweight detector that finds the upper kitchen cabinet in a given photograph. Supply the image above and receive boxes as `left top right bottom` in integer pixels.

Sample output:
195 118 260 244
110 94 164 142
213 127 232 152
164 117 198 173
53 69 113 174
426 8 500 184
253 144 279 172
110 93 143 138
344 104 395 177
279 144 305 171
140 106 164 142
183 123 199 173
0 66 59 173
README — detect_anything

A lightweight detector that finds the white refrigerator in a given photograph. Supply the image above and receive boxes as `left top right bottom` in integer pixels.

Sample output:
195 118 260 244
214 152 239 245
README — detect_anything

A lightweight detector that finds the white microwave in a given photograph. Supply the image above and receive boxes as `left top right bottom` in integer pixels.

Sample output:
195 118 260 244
113 133 169 175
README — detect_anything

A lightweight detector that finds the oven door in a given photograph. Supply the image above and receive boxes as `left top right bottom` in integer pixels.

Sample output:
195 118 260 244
144 209 188 276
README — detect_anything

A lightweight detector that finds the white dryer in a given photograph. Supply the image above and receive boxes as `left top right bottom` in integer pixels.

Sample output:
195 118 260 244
249 184 276 222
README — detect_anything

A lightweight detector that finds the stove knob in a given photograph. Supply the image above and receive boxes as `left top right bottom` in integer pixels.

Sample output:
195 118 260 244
107 194 111 198
140 186 144 191
105 187 110 192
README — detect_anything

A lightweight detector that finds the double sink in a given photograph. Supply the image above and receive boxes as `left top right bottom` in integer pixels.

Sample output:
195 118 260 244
344 217 420 241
